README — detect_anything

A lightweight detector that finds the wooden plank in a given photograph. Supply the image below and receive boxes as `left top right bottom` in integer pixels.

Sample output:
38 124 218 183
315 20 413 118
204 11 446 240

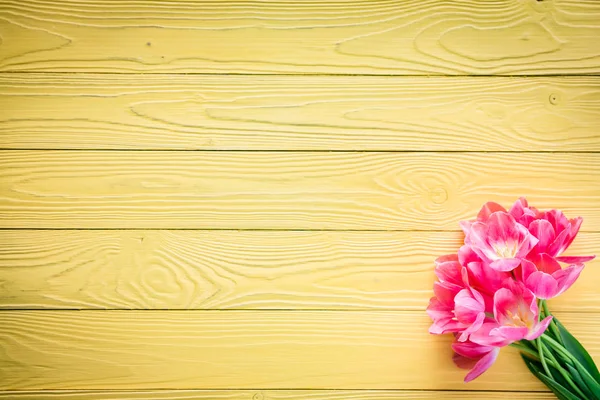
0 0 599 75
0 151 598 230
2 74 600 151
0 310 597 390
0 230 597 311
0 390 559 399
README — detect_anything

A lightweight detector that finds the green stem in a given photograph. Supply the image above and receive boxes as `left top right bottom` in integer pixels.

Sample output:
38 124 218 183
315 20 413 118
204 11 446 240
539 337 588 399
541 334 599 384
541 300 562 342
538 333 552 377
511 342 562 370
510 342 541 361
537 300 552 377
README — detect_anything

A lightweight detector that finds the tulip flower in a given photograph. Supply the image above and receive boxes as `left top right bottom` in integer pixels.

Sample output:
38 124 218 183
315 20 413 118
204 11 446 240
465 212 538 271
518 255 585 299
452 337 500 383
490 281 552 342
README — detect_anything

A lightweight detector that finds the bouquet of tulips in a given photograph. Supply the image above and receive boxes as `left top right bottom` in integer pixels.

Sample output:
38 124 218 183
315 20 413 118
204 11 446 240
427 198 599 399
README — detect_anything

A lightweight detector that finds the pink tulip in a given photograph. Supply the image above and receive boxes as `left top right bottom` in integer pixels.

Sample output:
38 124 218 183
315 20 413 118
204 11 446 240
465 212 538 271
518 255 585 299
508 198 594 263
509 197 542 227
460 197 538 236
427 281 463 335
490 281 552 342
454 286 486 341
452 337 500 382
428 257 489 340
433 254 463 290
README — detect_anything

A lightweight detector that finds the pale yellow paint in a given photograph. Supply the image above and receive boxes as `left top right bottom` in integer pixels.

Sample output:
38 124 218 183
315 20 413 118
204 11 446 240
1 0 599 398
0 74 599 151
0 230 597 312
1 151 599 230
1 310 599 391
0 0 599 74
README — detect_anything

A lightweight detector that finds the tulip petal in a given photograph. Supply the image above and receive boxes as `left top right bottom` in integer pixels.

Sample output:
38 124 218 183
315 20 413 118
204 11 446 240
453 340 493 360
435 254 459 265
478 202 507 221
433 282 459 306
460 220 473 236
553 264 585 297
547 225 571 257
452 352 478 370
525 271 559 299
509 197 527 214
525 316 553 341
563 217 583 251
518 259 538 282
528 219 555 254
490 325 529 342
434 261 463 287
464 347 500 383
490 258 521 271
458 245 481 266
469 322 511 347
556 255 596 264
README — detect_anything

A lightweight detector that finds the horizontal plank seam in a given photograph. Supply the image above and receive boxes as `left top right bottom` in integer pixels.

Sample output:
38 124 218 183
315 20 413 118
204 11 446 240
2 228 600 233
0 71 599 78
0 309 598 314
0 389 552 393
1 149 600 154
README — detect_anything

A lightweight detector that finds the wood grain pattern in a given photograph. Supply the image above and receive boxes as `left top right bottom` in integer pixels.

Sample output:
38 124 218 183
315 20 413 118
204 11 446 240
0 0 599 74
0 151 598 230
1 310 598 390
0 390 560 399
0 230 597 311
2 74 600 151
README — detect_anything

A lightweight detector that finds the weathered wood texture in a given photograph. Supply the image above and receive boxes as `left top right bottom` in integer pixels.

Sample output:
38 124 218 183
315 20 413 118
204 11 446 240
0 151 598 229
1 311 598 391
0 0 599 75
1 74 599 151
0 230 597 311
0 390 561 399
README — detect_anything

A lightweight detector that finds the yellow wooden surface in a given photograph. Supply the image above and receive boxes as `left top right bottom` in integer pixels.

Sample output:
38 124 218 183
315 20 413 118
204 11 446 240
1 310 599 391
0 230 598 312
1 74 599 151
0 0 599 75
1 1 599 398
0 390 562 399
1 151 599 230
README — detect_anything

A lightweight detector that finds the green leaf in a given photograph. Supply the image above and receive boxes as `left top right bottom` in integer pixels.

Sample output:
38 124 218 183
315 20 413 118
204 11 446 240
566 363 599 400
554 316 600 383
521 355 582 400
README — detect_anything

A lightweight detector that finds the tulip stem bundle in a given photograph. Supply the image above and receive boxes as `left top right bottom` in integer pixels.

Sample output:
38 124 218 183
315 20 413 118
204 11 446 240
427 198 598 399
514 302 600 400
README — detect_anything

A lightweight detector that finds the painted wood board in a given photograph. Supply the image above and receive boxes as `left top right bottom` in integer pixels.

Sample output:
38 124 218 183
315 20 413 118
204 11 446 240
1 74 599 151
0 151 598 230
1 310 598 390
0 230 597 311
0 0 599 74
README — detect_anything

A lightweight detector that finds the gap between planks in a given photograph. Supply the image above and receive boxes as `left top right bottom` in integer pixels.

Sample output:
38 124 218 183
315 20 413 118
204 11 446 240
0 389 562 399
